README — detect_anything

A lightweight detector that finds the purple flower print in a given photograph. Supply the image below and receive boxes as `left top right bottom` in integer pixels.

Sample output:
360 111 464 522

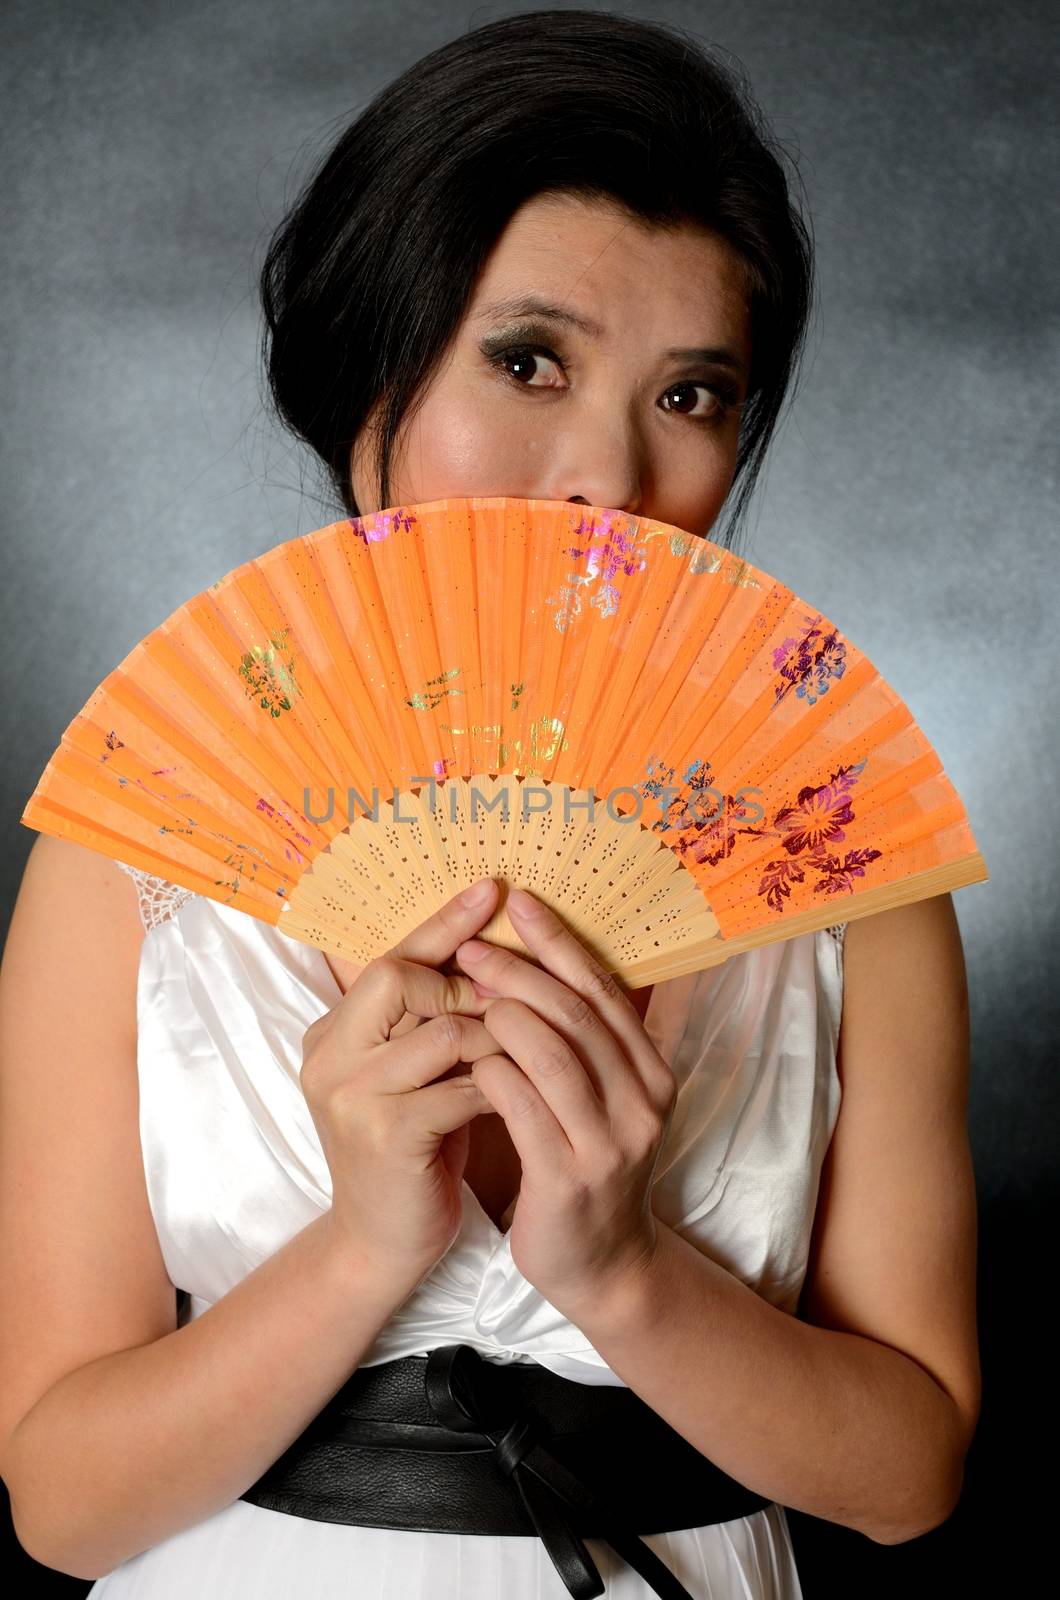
546 508 649 629
348 507 418 545
638 750 883 916
772 614 848 708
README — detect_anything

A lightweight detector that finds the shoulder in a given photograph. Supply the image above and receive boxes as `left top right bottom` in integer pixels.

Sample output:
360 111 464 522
9 836 147 946
2 836 147 1057
840 892 969 1066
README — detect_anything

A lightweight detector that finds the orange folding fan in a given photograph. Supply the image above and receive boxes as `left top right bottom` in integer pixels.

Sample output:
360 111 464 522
20 496 988 987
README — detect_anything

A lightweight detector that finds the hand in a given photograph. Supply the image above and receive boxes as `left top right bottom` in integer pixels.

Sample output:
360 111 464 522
454 887 678 1321
299 877 504 1290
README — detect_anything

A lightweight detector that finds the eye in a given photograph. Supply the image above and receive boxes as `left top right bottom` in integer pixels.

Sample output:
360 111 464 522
484 342 743 424
661 380 741 423
486 343 564 389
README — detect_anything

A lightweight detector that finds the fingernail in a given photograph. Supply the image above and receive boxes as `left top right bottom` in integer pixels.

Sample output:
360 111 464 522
507 886 540 918
461 877 494 907
457 940 488 963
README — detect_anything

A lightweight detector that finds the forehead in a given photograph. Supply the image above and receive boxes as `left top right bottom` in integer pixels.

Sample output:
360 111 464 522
470 192 751 345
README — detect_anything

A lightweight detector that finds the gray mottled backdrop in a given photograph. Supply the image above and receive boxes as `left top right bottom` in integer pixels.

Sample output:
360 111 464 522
2 1 1056 1591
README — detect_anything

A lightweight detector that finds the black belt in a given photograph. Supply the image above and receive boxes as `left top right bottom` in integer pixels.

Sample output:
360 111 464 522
239 1342 772 1599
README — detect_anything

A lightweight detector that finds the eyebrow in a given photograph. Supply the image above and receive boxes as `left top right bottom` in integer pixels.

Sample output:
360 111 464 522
472 294 749 378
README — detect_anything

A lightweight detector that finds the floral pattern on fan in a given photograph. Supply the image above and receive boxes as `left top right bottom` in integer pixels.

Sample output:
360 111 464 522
772 615 848 708
348 506 419 544
103 729 301 900
401 665 571 776
659 526 763 585
545 508 649 627
639 755 883 915
542 508 762 633
437 711 569 777
238 628 299 718
404 666 466 713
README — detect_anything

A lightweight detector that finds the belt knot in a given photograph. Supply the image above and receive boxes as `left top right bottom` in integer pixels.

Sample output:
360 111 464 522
423 1344 696 1600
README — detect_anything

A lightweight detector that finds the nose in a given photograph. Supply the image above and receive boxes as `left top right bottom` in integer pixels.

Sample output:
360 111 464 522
565 483 641 517
540 405 644 519
568 498 641 526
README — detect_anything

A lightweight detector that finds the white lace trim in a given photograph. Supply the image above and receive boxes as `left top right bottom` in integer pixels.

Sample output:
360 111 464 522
824 921 848 948
115 861 196 932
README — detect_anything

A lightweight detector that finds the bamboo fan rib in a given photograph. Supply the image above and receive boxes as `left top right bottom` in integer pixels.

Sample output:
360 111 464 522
21 496 988 987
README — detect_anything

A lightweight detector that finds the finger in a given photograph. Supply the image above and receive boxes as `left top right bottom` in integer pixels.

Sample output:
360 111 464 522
379 1012 513 1094
411 1070 496 1142
306 880 500 1044
471 1051 571 1172
338 954 491 1051
456 935 628 1087
480 889 675 1100
389 876 500 969
473 995 605 1145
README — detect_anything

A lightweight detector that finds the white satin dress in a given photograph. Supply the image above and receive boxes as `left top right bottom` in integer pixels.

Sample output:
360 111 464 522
84 862 848 1600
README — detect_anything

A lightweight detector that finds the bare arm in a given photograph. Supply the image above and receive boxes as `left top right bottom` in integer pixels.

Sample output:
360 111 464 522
0 837 450 1580
559 894 981 1545
9 1211 419 1579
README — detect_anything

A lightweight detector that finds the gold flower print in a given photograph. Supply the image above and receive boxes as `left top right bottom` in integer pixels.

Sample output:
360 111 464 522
405 666 465 712
239 628 298 718
434 713 568 776
663 530 762 587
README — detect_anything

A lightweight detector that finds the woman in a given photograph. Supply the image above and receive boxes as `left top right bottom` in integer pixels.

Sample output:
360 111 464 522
0 9 980 1596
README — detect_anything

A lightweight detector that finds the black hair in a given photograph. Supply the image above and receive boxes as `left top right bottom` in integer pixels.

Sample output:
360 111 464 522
259 8 815 552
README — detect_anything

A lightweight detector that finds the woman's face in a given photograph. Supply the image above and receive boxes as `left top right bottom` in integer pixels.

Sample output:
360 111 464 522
349 191 753 538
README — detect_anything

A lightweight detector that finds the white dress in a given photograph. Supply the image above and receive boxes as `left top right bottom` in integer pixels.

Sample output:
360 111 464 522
85 864 847 1600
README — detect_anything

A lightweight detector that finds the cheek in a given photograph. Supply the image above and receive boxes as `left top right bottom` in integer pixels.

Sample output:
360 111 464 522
398 385 526 499
661 443 738 534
